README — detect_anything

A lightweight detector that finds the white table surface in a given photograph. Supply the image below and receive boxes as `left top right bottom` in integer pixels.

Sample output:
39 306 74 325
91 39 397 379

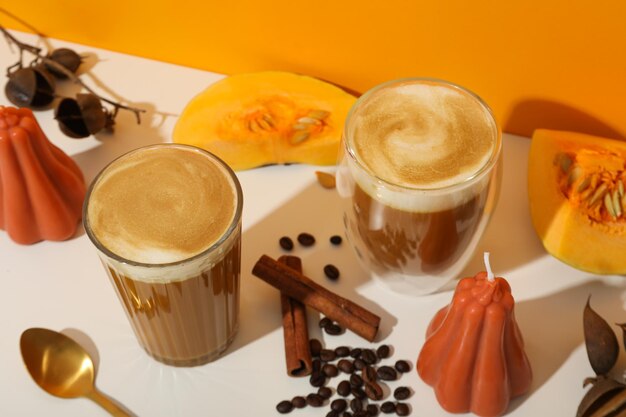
1 31 622 417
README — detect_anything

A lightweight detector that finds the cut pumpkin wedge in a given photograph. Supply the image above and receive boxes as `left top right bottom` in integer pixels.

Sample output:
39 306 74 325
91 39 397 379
173 71 357 170
528 129 626 274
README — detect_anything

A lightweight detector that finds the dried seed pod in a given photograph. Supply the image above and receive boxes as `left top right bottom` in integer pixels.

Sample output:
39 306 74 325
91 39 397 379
584 296 619 375
45 48 82 78
5 67 56 108
55 93 107 138
577 376 626 417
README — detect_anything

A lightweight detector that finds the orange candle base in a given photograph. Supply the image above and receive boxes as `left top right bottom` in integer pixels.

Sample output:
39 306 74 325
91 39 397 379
0 107 85 244
417 271 532 417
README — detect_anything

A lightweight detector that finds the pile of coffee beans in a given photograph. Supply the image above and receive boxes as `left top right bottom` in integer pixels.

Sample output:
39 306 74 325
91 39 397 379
276 319 413 416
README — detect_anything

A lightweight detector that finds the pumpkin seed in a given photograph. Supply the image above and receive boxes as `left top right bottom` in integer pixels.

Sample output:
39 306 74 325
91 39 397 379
569 166 583 186
613 191 622 217
293 123 309 130
590 174 600 189
580 187 594 202
557 153 573 173
257 117 272 131
297 116 321 125
589 183 608 206
262 113 275 127
315 171 336 189
290 131 310 144
619 180 624 197
604 194 617 219
577 174 591 193
247 119 259 132
584 296 619 376
308 109 330 120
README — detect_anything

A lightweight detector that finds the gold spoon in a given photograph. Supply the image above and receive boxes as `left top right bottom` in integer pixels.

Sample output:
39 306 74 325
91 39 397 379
20 327 131 416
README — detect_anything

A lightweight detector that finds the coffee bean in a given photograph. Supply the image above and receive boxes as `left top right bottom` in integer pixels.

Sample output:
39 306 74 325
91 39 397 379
350 373 363 387
331 398 348 412
351 386 367 399
320 349 337 362
277 400 294 413
323 363 339 378
353 358 366 371
350 348 362 358
343 412 354 417
337 380 351 396
395 403 410 416
362 366 377 383
324 264 340 280
306 393 325 407
330 235 343 245
320 317 332 328
292 396 306 408
279 236 294 251
313 359 322 372
354 411 368 417
318 386 333 399
380 401 396 414
394 360 410 373
297 232 316 246
350 398 363 412
361 349 377 365
326 411 340 417
376 344 391 359
377 365 397 381
310 371 326 387
310 338 323 357
366 403 379 416
335 346 351 357
364 382 383 401
325 323 344 336
338 359 354 374
393 386 411 401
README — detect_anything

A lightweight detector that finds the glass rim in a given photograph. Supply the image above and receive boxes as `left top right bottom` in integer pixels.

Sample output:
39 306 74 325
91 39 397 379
83 143 243 269
343 77 502 193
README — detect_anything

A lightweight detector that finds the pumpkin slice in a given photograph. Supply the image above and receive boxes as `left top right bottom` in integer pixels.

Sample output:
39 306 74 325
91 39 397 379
173 71 357 170
528 129 626 274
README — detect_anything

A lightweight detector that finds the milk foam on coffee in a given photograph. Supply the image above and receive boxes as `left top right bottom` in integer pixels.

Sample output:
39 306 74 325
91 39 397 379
86 146 238 268
345 80 499 212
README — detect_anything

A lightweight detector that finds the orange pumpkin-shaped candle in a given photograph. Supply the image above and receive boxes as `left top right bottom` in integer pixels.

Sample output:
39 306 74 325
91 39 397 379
417 253 532 417
0 106 85 244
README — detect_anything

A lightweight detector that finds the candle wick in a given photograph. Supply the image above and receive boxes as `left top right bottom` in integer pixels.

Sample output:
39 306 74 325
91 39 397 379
484 252 495 282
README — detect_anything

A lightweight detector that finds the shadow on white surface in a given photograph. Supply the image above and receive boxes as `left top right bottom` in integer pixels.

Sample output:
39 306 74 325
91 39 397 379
513 277 626 405
70 101 169 185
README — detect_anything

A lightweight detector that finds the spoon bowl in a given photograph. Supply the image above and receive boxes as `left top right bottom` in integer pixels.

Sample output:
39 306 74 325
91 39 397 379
20 328 131 416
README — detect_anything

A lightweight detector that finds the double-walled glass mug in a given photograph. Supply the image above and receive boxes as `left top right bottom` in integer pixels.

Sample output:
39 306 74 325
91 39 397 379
337 78 502 295
84 144 243 366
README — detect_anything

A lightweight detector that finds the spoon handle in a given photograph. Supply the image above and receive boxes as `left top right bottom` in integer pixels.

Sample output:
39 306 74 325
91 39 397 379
86 389 132 417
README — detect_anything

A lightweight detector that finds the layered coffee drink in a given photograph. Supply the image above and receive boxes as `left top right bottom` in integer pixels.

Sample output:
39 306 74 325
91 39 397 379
84 144 242 366
337 78 501 295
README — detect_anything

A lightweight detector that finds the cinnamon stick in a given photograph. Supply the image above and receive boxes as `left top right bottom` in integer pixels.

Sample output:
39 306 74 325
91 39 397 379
278 255 313 377
252 255 380 342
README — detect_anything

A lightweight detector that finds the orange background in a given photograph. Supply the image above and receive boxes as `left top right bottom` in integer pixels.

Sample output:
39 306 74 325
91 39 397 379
2 1 625 139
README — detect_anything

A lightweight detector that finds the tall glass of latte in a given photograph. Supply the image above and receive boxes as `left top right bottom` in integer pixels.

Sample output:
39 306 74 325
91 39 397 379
84 144 242 366
337 78 501 295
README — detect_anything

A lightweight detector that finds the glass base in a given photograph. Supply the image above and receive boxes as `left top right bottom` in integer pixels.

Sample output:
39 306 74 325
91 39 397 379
142 324 239 367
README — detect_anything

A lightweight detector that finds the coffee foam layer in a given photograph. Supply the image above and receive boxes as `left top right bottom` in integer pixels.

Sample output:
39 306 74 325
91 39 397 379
351 82 496 190
87 146 238 265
